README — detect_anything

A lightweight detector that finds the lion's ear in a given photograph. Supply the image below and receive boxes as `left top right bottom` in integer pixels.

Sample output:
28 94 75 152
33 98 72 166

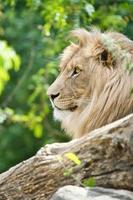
99 49 114 68
100 50 108 62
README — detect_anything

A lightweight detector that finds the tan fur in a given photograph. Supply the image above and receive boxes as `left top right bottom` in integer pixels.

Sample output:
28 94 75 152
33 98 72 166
47 28 133 138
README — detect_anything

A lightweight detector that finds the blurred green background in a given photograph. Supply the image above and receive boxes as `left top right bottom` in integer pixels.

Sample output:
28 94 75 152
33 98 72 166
0 0 132 173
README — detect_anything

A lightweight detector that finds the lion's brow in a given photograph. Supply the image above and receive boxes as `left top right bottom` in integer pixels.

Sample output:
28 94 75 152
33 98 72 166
59 43 79 70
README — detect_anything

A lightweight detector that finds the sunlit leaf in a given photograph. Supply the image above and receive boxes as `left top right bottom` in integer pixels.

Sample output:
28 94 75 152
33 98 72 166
0 109 7 124
85 4 95 16
34 124 43 138
64 152 81 165
0 40 21 95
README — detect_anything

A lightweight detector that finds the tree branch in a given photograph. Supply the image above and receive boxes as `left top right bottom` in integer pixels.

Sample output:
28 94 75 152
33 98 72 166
0 114 133 200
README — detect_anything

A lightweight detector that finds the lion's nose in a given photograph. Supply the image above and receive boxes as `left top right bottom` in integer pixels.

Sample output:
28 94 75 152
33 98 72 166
50 93 60 101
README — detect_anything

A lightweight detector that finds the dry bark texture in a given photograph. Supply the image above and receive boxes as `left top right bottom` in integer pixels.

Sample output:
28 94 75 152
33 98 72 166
0 114 133 200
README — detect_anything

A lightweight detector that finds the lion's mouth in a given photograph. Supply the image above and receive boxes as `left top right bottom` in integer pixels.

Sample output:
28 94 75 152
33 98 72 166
55 105 78 112
69 105 78 111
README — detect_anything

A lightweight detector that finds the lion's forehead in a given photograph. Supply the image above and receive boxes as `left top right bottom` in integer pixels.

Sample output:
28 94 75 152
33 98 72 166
59 42 99 71
60 44 79 70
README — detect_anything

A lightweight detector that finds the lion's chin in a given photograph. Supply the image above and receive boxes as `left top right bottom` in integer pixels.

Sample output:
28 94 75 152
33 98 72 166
51 99 78 122
53 107 72 122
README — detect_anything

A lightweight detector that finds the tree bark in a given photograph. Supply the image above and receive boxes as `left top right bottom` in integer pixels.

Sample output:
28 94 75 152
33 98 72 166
0 114 133 200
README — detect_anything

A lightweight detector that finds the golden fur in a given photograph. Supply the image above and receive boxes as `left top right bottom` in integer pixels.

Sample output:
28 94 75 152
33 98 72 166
47 28 133 138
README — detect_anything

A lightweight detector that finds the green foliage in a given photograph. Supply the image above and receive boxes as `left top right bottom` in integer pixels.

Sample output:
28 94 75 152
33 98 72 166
82 177 96 188
0 0 132 173
0 41 20 95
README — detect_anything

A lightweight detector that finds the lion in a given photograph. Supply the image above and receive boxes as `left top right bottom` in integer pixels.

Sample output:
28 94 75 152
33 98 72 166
47 28 133 138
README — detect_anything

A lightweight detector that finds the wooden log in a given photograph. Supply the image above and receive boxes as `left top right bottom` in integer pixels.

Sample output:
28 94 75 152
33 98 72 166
0 114 133 200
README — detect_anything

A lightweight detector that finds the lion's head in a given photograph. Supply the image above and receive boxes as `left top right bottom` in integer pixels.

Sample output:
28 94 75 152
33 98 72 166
47 28 133 138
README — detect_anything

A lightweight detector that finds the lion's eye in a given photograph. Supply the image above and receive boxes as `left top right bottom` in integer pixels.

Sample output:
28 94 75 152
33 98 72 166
71 66 81 77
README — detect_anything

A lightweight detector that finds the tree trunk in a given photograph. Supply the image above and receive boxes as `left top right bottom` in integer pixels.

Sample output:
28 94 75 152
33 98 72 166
0 114 133 200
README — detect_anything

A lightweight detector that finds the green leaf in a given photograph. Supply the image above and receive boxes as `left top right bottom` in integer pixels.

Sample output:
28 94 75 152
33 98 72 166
84 4 95 16
64 152 81 165
82 177 96 188
33 124 43 138
0 40 21 95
